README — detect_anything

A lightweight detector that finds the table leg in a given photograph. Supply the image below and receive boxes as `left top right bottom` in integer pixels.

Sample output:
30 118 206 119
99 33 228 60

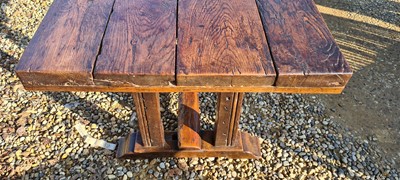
215 92 244 147
178 92 201 150
117 92 261 159
131 93 165 147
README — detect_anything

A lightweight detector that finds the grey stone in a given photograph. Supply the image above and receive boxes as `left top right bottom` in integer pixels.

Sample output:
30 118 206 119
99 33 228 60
159 162 166 169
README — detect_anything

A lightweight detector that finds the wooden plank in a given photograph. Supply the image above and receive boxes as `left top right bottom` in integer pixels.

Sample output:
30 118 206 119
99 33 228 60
256 0 353 87
177 0 276 86
23 85 346 94
178 93 201 150
15 0 114 86
94 0 177 86
215 93 244 147
132 93 165 147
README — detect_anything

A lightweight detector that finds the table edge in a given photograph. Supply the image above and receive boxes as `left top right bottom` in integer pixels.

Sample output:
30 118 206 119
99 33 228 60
22 85 345 94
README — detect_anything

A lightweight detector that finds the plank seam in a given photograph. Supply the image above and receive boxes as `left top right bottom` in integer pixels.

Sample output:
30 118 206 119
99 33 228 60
91 0 116 81
254 0 279 86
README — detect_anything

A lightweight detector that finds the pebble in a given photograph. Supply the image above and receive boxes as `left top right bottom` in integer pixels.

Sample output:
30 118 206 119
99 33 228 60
232 171 237 178
127 171 133 178
338 168 345 178
283 161 290 166
275 163 282 169
278 173 284 178
107 175 117 179
159 162 166 169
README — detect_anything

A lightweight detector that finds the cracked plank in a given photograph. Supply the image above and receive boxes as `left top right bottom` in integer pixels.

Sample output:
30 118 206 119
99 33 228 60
176 0 276 86
256 0 352 87
16 0 115 86
94 0 177 86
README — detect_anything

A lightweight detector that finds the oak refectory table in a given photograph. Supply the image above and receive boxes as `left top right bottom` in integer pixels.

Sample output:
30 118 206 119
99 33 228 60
16 0 352 159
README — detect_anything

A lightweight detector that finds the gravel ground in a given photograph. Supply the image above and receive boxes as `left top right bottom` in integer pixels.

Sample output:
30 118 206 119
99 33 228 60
1 0 399 179
315 0 400 171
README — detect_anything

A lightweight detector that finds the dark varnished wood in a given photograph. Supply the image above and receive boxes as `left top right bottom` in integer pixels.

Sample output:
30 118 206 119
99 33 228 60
16 0 353 92
16 0 114 86
256 0 352 87
117 131 261 159
23 85 346 94
119 92 261 159
132 93 165 147
178 93 201 150
94 0 177 86
177 0 276 86
215 93 244 147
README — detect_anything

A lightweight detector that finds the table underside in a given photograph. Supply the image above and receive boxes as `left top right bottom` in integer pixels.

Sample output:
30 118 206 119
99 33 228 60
16 0 352 94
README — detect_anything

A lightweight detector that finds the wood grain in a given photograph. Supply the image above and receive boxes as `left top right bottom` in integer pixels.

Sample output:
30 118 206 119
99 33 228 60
23 85 346 94
94 0 177 86
132 93 165 147
256 0 352 87
16 0 114 86
177 0 276 86
178 92 201 150
215 93 244 147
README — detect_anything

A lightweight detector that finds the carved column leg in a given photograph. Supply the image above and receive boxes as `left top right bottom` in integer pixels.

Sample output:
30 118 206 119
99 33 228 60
117 93 166 158
132 93 165 147
215 92 244 147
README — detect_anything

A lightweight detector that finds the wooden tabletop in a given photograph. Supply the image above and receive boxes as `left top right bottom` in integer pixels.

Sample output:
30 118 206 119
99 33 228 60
16 0 352 94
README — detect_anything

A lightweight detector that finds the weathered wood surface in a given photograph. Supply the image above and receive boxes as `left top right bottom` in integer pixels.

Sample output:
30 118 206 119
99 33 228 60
94 0 177 86
132 93 165 147
215 93 244 147
178 93 201 150
16 0 353 93
16 0 114 86
23 85 346 94
256 0 352 87
176 0 276 86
